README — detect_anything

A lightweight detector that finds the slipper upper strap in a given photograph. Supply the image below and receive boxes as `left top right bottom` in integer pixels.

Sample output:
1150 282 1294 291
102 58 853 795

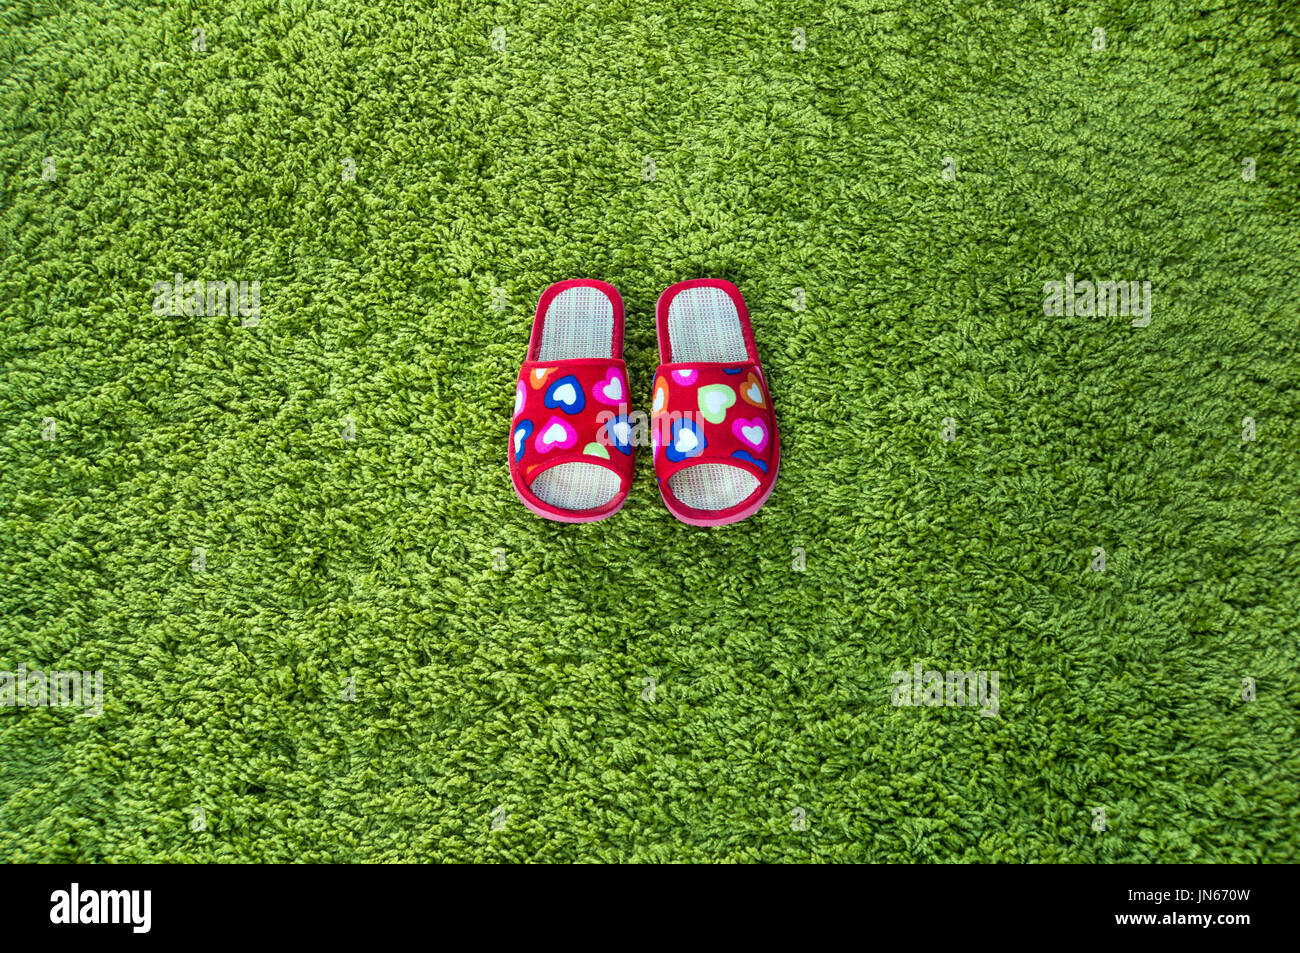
510 358 636 490
651 360 777 485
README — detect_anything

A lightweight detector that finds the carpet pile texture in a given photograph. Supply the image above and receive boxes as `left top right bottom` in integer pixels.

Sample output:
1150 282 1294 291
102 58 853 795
1 1 1296 861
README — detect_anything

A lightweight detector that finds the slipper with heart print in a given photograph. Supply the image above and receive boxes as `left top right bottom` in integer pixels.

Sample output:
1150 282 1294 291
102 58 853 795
510 279 634 523
651 279 780 526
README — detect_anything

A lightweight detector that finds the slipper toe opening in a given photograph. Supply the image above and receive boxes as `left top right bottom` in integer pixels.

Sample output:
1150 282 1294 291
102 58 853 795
530 461 623 512
665 462 760 511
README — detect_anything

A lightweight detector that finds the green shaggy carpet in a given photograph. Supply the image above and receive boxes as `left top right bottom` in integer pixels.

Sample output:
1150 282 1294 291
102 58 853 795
1 0 1297 863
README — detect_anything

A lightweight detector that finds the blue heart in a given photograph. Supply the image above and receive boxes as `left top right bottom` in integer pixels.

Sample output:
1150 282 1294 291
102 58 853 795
723 367 745 375
512 419 533 461
544 375 585 415
666 418 706 462
731 449 767 473
606 414 634 455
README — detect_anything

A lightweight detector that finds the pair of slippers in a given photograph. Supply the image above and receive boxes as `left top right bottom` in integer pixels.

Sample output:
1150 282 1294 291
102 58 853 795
510 279 780 526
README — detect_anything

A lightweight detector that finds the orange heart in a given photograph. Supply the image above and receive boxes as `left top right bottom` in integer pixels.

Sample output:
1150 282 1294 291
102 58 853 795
652 375 668 415
529 367 553 389
740 372 765 408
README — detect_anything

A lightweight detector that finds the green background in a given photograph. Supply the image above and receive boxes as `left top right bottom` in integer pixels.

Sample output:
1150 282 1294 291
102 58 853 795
2 0 1296 862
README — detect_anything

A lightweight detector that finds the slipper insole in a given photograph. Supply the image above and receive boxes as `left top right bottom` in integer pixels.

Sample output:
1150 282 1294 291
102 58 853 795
537 285 615 361
665 287 749 363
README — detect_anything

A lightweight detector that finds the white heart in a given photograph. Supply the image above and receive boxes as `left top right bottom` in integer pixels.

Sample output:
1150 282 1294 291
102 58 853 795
514 430 525 453
675 429 699 452
553 383 577 406
705 391 727 414
602 377 623 400
514 385 525 415
746 383 762 404
741 425 763 445
543 422 568 444
653 389 665 413
611 422 630 444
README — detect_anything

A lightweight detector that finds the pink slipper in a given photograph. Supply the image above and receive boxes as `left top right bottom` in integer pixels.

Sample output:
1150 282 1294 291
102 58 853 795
510 280 634 523
651 279 780 526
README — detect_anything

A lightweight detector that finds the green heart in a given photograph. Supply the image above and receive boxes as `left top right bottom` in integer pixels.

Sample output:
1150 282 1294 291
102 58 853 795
697 384 736 424
583 441 610 459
